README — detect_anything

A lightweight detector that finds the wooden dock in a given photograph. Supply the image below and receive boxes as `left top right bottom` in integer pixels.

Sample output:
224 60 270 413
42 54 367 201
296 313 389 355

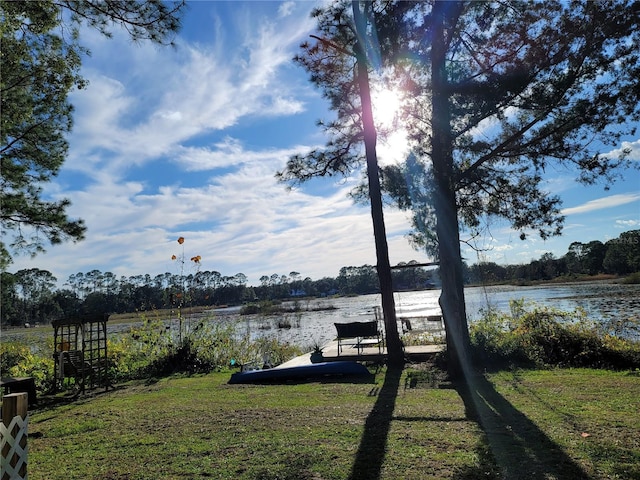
277 340 445 369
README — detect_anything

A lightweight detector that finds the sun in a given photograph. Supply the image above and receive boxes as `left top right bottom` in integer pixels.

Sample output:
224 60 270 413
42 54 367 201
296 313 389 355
371 87 403 130
370 86 410 165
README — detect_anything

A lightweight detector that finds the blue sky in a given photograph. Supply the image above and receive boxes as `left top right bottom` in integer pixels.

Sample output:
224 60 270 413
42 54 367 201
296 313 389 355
11 1 640 286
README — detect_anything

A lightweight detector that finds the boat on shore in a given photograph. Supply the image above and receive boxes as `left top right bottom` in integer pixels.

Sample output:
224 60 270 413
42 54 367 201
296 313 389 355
228 361 371 384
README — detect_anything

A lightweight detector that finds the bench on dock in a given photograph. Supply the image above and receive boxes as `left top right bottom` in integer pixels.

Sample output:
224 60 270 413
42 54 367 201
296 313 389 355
334 321 383 355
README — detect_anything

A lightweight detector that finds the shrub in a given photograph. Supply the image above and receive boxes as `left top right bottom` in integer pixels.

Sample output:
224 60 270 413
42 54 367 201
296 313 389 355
468 306 527 367
252 337 303 367
0 340 55 393
240 300 283 315
622 272 640 284
240 303 261 315
470 300 640 370
114 315 176 378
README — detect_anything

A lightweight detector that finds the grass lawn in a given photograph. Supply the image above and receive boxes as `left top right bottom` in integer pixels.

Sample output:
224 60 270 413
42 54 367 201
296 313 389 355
26 367 639 480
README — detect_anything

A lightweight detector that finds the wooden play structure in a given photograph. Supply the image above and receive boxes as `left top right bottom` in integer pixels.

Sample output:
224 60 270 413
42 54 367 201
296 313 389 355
52 314 111 394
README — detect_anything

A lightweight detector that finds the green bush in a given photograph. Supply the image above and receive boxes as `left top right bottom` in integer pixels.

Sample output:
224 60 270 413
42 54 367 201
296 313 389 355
240 300 284 315
252 337 303 367
240 303 261 315
0 340 55 393
111 316 176 379
622 272 640 284
470 300 640 370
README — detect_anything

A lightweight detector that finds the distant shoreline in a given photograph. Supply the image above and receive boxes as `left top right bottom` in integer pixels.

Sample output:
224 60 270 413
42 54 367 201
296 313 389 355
465 273 627 288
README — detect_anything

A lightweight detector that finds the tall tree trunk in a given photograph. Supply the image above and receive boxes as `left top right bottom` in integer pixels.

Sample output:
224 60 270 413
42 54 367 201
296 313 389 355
353 1 404 366
431 1 471 379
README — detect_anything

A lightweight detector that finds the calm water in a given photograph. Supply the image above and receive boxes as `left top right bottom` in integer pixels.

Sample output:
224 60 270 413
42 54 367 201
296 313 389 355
5 282 638 347
225 281 640 347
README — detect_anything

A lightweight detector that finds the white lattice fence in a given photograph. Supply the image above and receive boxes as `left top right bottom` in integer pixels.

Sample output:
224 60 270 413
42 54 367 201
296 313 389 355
1 393 28 480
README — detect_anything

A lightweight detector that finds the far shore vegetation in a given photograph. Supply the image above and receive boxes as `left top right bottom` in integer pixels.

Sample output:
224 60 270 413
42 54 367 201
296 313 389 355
2 230 638 329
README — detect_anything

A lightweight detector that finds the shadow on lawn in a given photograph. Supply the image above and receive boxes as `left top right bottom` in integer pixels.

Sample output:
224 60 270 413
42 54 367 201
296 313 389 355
348 367 591 480
456 374 591 480
348 366 402 480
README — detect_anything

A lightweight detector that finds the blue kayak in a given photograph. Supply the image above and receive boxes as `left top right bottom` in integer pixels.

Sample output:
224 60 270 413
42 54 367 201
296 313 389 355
228 361 371 384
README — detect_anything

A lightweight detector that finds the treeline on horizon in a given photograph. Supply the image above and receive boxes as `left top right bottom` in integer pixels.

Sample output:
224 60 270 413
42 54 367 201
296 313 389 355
2 230 638 327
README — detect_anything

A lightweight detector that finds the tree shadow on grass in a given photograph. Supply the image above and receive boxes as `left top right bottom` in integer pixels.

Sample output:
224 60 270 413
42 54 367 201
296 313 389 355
455 373 591 480
348 366 403 480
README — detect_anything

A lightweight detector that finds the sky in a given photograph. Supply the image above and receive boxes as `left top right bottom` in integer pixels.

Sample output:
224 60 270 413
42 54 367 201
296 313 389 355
9 1 640 287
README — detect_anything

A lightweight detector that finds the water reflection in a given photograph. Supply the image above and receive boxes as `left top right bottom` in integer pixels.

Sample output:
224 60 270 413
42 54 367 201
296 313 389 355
226 281 640 346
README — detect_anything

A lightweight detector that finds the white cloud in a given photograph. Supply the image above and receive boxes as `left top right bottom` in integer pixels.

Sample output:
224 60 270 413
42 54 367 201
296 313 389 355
493 244 514 253
174 138 314 172
64 7 317 179
23 130 412 285
264 96 306 116
604 139 640 161
278 1 296 18
616 219 640 228
561 193 640 215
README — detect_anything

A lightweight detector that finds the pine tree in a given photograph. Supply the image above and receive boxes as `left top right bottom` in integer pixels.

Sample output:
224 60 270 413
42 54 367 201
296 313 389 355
1 1 186 267
279 0 640 377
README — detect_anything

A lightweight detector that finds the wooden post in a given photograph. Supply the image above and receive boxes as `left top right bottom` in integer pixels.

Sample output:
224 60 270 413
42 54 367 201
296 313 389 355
1 393 28 480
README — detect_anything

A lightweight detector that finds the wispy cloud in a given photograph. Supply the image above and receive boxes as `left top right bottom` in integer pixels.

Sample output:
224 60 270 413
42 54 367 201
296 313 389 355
561 193 640 215
278 1 296 18
66 6 317 178
174 137 314 172
616 219 640 228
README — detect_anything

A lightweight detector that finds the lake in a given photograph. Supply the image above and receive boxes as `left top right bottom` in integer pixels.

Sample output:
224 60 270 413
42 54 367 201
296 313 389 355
226 281 640 347
4 281 638 348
